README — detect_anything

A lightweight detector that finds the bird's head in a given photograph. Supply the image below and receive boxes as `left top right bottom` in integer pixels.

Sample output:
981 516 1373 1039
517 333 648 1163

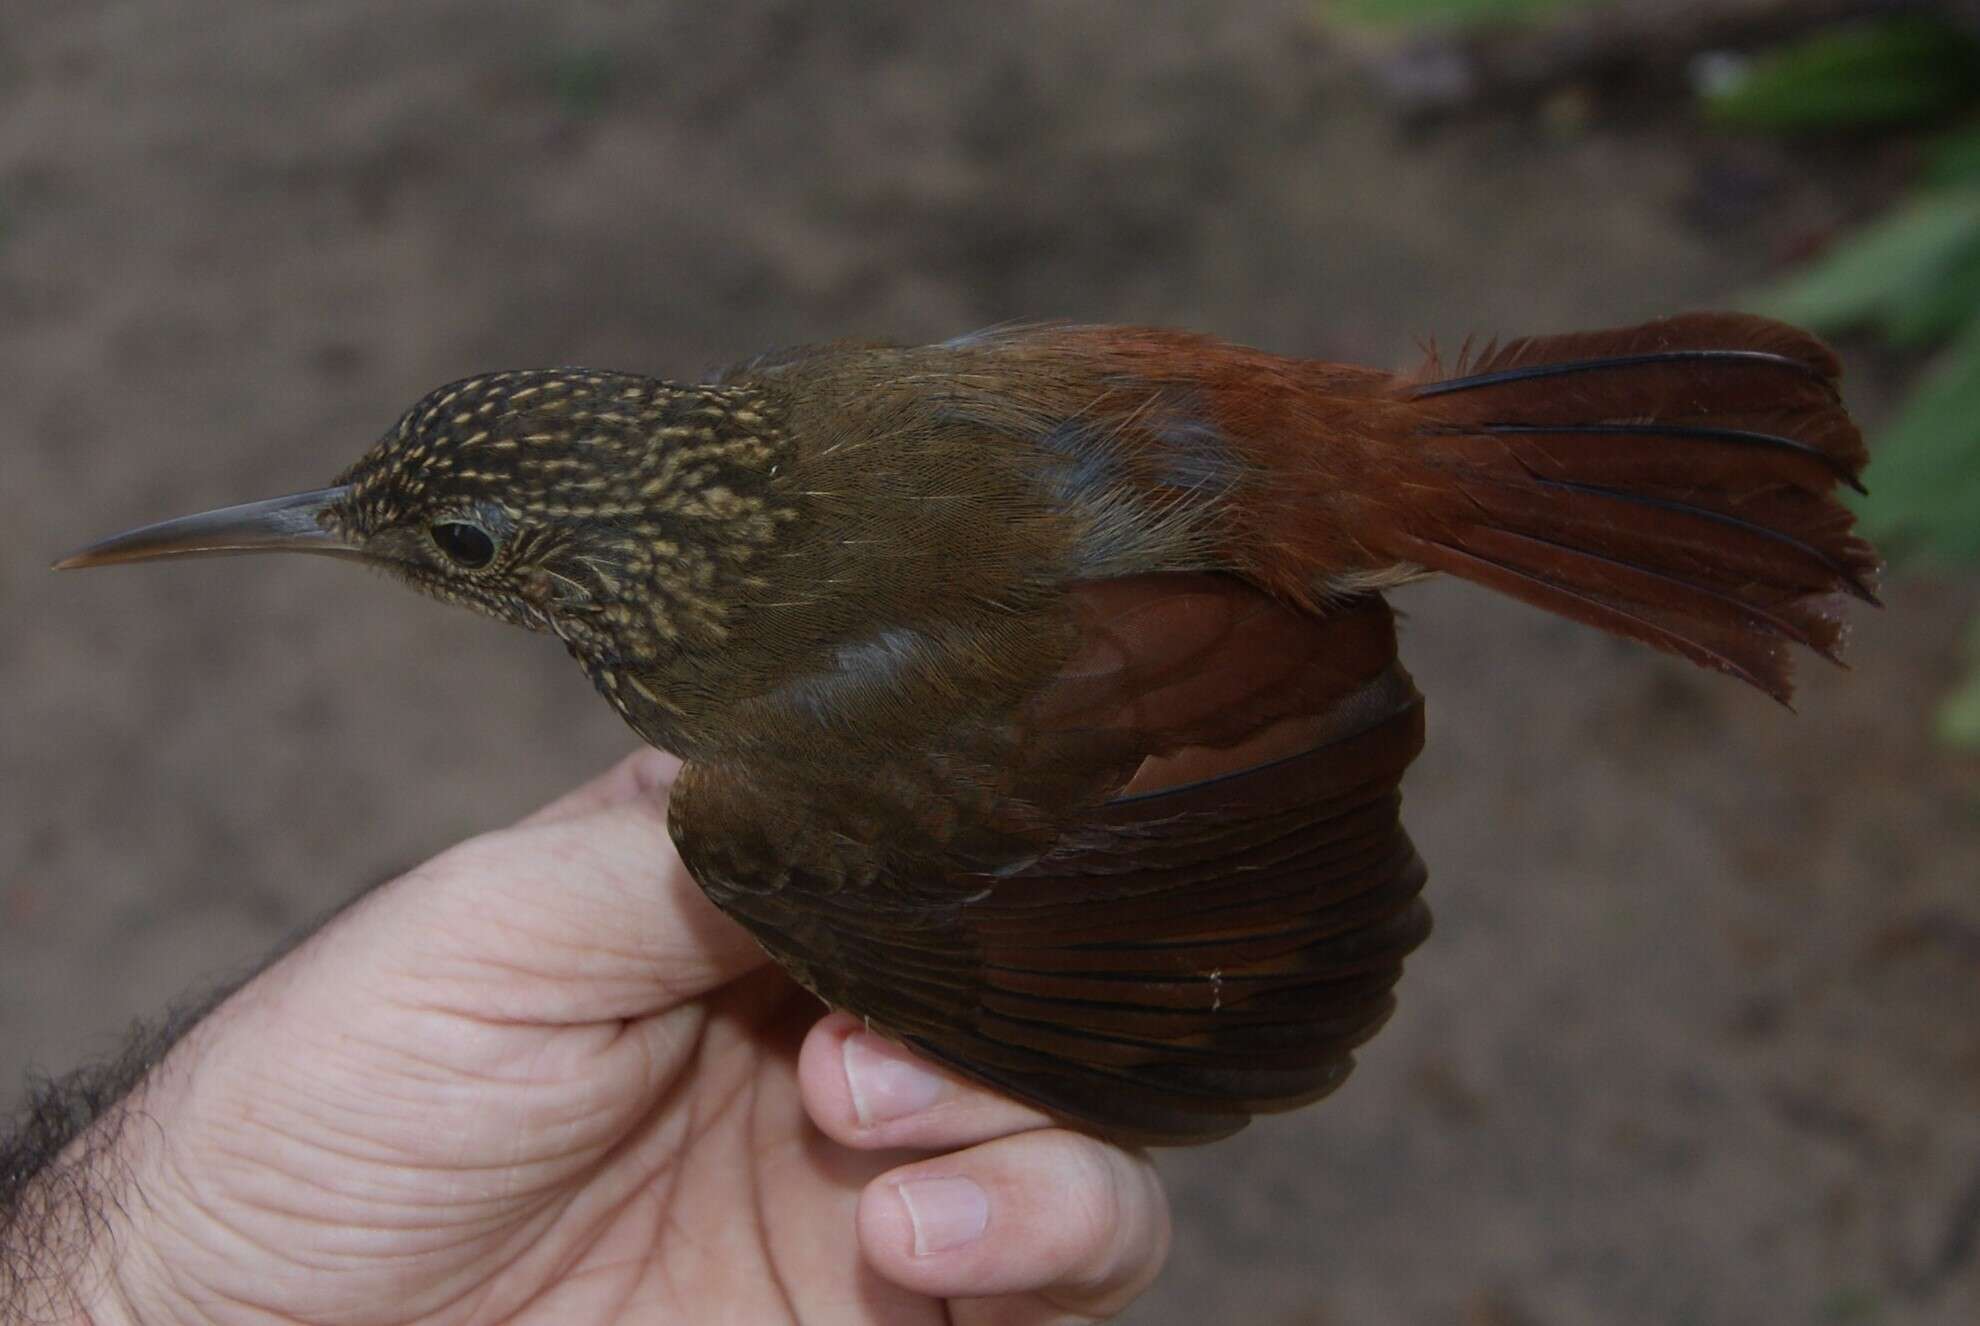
56 369 798 677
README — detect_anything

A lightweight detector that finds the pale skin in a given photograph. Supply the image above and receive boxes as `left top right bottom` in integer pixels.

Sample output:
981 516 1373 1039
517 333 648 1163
61 751 1171 1325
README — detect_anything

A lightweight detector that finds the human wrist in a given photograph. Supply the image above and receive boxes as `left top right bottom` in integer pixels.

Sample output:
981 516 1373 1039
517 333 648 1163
2 1094 153 1325
3 989 235 1326
63 1242 147 1326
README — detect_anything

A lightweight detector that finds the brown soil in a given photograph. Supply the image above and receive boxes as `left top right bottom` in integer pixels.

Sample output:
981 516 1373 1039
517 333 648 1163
3 3 1976 1322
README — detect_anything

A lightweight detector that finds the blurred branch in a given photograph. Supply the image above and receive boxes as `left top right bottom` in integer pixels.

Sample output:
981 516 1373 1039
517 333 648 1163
1356 0 1980 118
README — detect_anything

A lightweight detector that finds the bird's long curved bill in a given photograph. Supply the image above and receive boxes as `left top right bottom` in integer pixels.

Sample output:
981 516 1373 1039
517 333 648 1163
52 486 360 570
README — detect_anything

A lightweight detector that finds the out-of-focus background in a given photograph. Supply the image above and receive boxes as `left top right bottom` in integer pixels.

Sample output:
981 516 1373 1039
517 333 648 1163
4 1 1978 1321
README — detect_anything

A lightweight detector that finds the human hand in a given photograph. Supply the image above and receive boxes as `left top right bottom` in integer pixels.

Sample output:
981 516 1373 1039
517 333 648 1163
70 751 1170 1324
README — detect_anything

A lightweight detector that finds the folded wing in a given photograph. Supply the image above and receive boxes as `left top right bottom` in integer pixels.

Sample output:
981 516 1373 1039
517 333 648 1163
670 577 1430 1143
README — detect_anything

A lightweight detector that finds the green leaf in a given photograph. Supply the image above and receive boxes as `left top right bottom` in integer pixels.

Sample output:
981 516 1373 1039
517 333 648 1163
1927 119 1980 186
1749 189 1980 335
1936 659 1980 747
545 47 614 119
1325 0 1589 28
1857 308 1980 563
1704 18 1980 131
1818 1285 1883 1325
1883 232 1980 347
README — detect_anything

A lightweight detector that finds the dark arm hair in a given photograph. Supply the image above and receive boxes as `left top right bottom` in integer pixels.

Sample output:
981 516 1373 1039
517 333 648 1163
0 875 392 1322
0 988 226 1323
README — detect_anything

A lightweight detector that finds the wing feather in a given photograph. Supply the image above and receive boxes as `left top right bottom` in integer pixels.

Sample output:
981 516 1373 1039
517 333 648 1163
670 579 1431 1144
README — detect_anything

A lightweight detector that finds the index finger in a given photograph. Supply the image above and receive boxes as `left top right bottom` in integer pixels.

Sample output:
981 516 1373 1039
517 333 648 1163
341 750 771 1025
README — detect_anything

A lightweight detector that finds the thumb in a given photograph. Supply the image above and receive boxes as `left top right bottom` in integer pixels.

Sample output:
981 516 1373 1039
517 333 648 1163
352 750 770 1026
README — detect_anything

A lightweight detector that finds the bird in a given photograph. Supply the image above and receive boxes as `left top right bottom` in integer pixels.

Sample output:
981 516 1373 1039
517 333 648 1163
56 313 1876 1144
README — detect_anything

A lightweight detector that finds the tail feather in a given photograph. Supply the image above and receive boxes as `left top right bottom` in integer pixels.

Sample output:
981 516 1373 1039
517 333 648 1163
1382 313 1877 704
1450 474 1878 605
1417 310 1845 395
1448 421 1867 494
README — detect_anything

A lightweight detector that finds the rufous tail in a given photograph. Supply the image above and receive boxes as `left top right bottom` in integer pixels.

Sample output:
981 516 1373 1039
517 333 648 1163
1372 313 1877 704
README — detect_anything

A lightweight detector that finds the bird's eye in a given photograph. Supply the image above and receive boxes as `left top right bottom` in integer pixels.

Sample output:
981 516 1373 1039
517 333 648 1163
430 521 497 569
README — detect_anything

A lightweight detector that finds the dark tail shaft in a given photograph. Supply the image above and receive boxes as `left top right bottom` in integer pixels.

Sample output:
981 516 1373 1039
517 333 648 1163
1379 313 1876 704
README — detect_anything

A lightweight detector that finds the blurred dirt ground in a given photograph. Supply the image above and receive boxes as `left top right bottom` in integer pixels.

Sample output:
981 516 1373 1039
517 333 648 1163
3 3 1978 1323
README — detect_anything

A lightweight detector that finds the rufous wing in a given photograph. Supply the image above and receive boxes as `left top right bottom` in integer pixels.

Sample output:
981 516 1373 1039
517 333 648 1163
669 578 1430 1144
